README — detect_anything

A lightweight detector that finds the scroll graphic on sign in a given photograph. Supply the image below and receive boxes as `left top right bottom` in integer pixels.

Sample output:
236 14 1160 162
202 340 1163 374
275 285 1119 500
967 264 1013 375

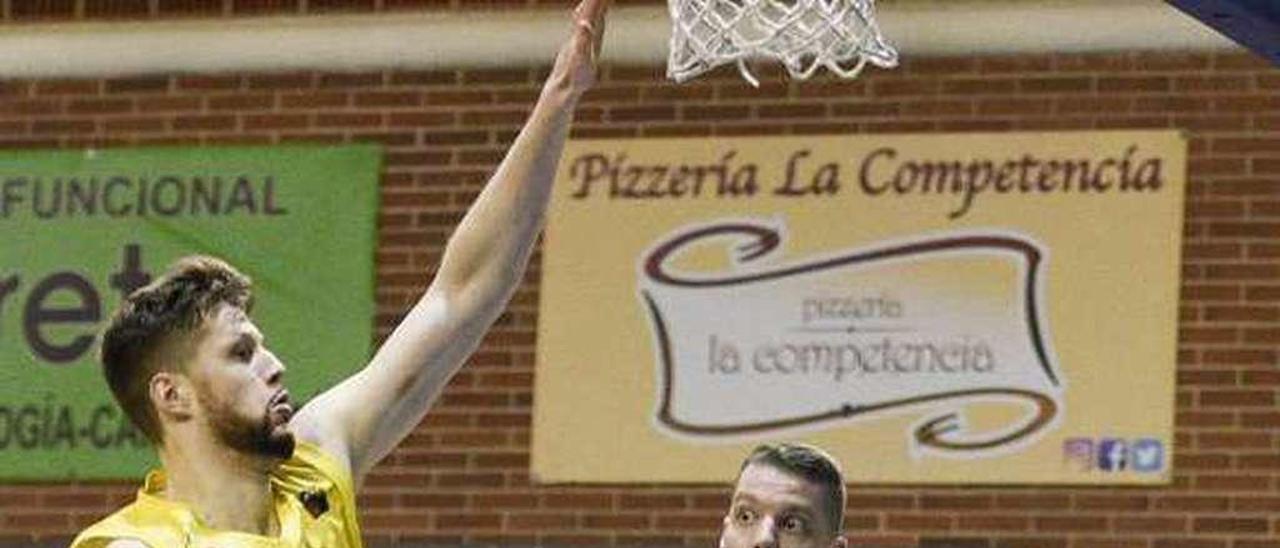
639 219 1063 457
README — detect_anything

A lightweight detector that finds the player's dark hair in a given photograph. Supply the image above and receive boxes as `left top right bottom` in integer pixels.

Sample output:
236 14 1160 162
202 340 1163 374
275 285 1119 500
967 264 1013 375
100 256 253 443
738 443 846 534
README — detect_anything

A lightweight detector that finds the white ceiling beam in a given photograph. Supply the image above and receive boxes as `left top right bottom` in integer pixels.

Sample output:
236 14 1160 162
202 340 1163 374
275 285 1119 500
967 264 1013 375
0 1 1239 78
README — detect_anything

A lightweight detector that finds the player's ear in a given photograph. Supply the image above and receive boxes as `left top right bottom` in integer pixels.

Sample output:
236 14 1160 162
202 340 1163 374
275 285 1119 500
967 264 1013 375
151 371 195 421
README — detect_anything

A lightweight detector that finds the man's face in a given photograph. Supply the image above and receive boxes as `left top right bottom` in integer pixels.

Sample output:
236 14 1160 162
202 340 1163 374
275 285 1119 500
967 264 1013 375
187 303 295 460
719 463 844 548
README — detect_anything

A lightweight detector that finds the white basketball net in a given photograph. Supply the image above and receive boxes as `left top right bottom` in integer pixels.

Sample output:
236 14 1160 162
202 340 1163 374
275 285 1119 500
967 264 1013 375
667 0 899 86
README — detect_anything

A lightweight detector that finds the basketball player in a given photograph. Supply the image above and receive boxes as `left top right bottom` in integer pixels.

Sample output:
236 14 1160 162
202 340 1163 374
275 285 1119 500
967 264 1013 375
719 443 848 548
71 0 609 545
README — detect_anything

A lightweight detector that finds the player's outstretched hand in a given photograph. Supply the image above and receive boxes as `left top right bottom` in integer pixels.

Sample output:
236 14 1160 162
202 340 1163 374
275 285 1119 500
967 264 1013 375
547 0 610 98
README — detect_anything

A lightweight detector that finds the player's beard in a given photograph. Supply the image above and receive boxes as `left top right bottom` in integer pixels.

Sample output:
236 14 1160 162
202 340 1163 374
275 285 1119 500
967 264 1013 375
204 394 295 460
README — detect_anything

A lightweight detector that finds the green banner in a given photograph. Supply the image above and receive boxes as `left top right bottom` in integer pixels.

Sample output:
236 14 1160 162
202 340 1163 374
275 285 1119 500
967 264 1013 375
0 145 381 479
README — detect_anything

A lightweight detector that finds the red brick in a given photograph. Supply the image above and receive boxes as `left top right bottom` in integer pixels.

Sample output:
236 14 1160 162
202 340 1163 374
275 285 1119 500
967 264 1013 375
1184 242 1243 259
11 0 76 20
176 75 242 91
847 493 915 510
995 494 1070 510
208 93 275 111
31 119 95 134
473 452 528 468
543 493 613 509
539 533 613 545
1212 95 1280 112
1245 285 1280 301
1056 96 1130 115
66 98 134 114
1200 390 1274 407
1239 412 1280 430
247 73 315 89
1074 495 1149 511
982 55 1055 73
1202 348 1276 366
172 115 236 131
4 513 69 529
1205 305 1280 322
1099 76 1172 93
1181 284 1241 302
1115 516 1188 533
1205 264 1280 281
436 473 505 489
104 76 170 94
1199 432 1272 449
507 512 575 529
1035 516 1107 532
391 70 459 86
618 494 687 510
1134 96 1209 112
1175 76 1252 92
1179 411 1236 429
161 0 223 15
355 91 423 108
921 495 993 511
1236 455 1280 470
887 514 953 531
137 96 201 112
1195 474 1274 491
1235 542 1280 548
461 68 532 85
904 57 978 75
318 72 384 88
1152 540 1227 548
1073 540 1147 548
943 78 1016 95
1209 180 1280 196
435 512 501 530
581 513 649 529
33 79 100 95
993 537 1064 548
1193 517 1269 533
978 98 1053 116
1154 496 1229 512
1178 327 1238 344
1139 52 1213 70
1243 327 1280 344
872 79 941 97
653 514 712 530
957 516 1029 532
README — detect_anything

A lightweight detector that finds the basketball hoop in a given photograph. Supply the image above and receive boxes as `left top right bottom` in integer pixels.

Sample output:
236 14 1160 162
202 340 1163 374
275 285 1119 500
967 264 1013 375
666 0 899 86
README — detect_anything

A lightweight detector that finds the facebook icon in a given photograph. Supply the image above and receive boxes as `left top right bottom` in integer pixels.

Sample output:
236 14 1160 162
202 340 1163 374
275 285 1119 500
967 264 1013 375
1098 439 1128 471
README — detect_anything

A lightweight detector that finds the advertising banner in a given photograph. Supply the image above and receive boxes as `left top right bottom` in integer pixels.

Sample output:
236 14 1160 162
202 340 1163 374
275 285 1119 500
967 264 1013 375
0 145 380 479
532 131 1185 484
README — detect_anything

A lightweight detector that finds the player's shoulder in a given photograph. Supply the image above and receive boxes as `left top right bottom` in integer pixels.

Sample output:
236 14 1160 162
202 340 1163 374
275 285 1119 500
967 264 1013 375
68 535 152 548
103 539 151 548
71 499 184 548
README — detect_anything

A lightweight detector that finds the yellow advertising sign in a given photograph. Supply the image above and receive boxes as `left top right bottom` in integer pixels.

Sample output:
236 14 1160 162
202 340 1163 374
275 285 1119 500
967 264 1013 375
532 131 1185 484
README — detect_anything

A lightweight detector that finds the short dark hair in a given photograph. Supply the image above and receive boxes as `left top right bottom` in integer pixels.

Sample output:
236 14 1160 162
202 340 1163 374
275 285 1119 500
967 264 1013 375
739 443 846 534
100 256 253 443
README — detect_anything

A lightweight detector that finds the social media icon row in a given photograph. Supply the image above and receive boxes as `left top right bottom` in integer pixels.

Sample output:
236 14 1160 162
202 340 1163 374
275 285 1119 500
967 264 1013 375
1063 437 1164 473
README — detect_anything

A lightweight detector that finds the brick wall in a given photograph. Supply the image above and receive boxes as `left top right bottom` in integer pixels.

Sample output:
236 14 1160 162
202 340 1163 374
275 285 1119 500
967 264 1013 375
0 50 1278 547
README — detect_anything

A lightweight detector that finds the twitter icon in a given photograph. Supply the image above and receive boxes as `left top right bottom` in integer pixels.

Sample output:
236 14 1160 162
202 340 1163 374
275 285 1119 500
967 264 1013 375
1131 439 1165 473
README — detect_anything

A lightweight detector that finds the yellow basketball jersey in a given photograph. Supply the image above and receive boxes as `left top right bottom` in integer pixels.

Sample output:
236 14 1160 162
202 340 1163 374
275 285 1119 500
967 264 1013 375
71 441 363 548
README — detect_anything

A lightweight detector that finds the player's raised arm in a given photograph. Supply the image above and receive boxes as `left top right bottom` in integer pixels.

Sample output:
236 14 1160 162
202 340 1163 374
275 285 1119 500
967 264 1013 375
290 0 610 486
